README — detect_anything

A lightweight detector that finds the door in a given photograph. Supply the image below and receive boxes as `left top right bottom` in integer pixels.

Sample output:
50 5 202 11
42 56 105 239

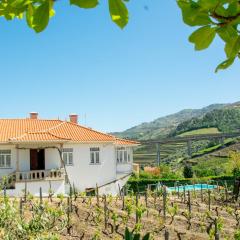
30 149 45 170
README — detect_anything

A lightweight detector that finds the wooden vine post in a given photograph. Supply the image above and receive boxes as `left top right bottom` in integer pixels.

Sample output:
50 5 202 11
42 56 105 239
135 193 139 224
225 187 228 202
73 183 77 201
154 192 157 209
145 191 148 208
164 228 169 240
3 185 6 198
103 195 108 229
215 218 220 240
177 183 180 199
163 186 167 221
208 190 211 211
122 189 125 210
183 185 186 203
188 190 191 214
224 180 228 202
24 181 27 202
39 187 43 206
118 183 122 200
200 184 203 202
217 181 220 193
69 185 73 212
67 196 71 235
19 197 23 217
96 183 99 207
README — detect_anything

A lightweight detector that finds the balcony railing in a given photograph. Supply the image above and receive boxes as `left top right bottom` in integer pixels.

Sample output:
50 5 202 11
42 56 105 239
15 168 65 182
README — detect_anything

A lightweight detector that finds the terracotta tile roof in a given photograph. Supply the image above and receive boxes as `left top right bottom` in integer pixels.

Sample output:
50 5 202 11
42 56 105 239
0 119 138 145
114 138 140 146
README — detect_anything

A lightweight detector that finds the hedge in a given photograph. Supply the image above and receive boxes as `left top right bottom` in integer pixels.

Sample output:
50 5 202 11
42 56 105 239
127 175 235 192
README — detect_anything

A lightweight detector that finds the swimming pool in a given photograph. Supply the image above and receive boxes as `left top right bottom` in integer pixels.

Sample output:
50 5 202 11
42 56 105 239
167 184 218 192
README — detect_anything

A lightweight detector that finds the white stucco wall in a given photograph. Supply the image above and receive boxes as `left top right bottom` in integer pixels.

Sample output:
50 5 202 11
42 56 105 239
45 148 61 169
19 149 30 171
0 143 134 196
14 180 65 197
116 163 133 173
65 143 117 191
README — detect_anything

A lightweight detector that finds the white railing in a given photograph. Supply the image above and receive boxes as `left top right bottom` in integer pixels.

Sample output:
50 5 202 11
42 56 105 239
15 168 65 182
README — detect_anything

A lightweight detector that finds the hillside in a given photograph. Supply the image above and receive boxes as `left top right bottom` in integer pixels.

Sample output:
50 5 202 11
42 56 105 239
112 101 240 171
113 102 240 141
112 104 226 140
172 105 240 136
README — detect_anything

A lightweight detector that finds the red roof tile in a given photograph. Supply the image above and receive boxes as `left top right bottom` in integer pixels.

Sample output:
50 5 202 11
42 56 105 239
0 119 138 145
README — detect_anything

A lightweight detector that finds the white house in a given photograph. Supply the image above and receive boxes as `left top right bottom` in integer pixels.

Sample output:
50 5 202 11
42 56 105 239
0 112 138 196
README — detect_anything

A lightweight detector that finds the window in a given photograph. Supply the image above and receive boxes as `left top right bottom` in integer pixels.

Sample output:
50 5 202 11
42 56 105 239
116 147 131 163
62 148 73 166
0 150 11 168
90 147 100 164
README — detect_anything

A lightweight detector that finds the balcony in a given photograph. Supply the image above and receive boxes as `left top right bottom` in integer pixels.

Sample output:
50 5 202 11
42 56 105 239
15 168 65 182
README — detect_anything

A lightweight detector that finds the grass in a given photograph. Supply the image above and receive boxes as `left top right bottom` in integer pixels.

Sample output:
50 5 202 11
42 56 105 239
191 156 232 177
192 138 235 157
179 127 220 136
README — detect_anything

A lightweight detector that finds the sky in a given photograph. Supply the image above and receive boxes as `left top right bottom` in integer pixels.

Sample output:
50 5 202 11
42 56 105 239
0 0 240 133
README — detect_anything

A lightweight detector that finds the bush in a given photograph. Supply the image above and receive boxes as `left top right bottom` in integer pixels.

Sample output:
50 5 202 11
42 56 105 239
127 175 235 192
183 165 193 178
233 168 240 177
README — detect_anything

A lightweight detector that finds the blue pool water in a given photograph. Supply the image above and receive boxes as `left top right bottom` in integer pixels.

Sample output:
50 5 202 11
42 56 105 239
167 184 217 192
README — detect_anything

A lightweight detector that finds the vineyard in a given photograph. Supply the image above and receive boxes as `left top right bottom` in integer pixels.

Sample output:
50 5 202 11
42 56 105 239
0 182 240 240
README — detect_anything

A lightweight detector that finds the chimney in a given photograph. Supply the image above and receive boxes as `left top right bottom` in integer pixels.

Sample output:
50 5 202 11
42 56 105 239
69 114 78 124
29 112 38 119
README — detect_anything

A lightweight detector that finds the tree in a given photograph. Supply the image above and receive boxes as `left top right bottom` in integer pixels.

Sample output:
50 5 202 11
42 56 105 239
177 0 240 72
183 164 193 178
230 151 240 177
0 0 129 32
1 0 240 72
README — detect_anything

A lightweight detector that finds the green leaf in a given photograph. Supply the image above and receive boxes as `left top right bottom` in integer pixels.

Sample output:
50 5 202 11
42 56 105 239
217 25 238 43
124 228 132 240
198 0 219 10
133 234 140 240
227 2 240 16
215 58 235 73
26 3 34 28
11 0 32 8
189 26 216 50
70 0 98 9
142 233 150 240
177 0 211 26
32 0 50 33
109 0 128 29
225 36 240 58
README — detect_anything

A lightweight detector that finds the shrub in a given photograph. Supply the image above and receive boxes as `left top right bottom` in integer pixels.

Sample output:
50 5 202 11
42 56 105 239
127 175 234 192
183 165 193 178
144 166 160 176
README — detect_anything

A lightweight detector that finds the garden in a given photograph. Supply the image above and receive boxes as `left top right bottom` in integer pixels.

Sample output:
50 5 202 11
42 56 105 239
0 179 239 239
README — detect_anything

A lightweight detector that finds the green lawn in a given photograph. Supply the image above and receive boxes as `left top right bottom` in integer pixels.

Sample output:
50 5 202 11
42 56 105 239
179 128 220 136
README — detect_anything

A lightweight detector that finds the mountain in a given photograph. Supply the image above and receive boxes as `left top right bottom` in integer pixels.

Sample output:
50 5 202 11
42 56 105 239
172 104 240 136
112 104 226 140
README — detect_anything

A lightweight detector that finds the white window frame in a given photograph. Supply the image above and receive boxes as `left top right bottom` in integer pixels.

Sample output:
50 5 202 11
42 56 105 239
0 150 11 168
62 148 73 166
90 147 100 165
116 147 131 164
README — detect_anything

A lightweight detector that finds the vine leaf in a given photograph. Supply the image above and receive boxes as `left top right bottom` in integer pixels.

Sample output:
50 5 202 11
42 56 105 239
189 26 216 50
215 58 235 73
32 0 50 33
70 0 99 9
109 0 129 29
